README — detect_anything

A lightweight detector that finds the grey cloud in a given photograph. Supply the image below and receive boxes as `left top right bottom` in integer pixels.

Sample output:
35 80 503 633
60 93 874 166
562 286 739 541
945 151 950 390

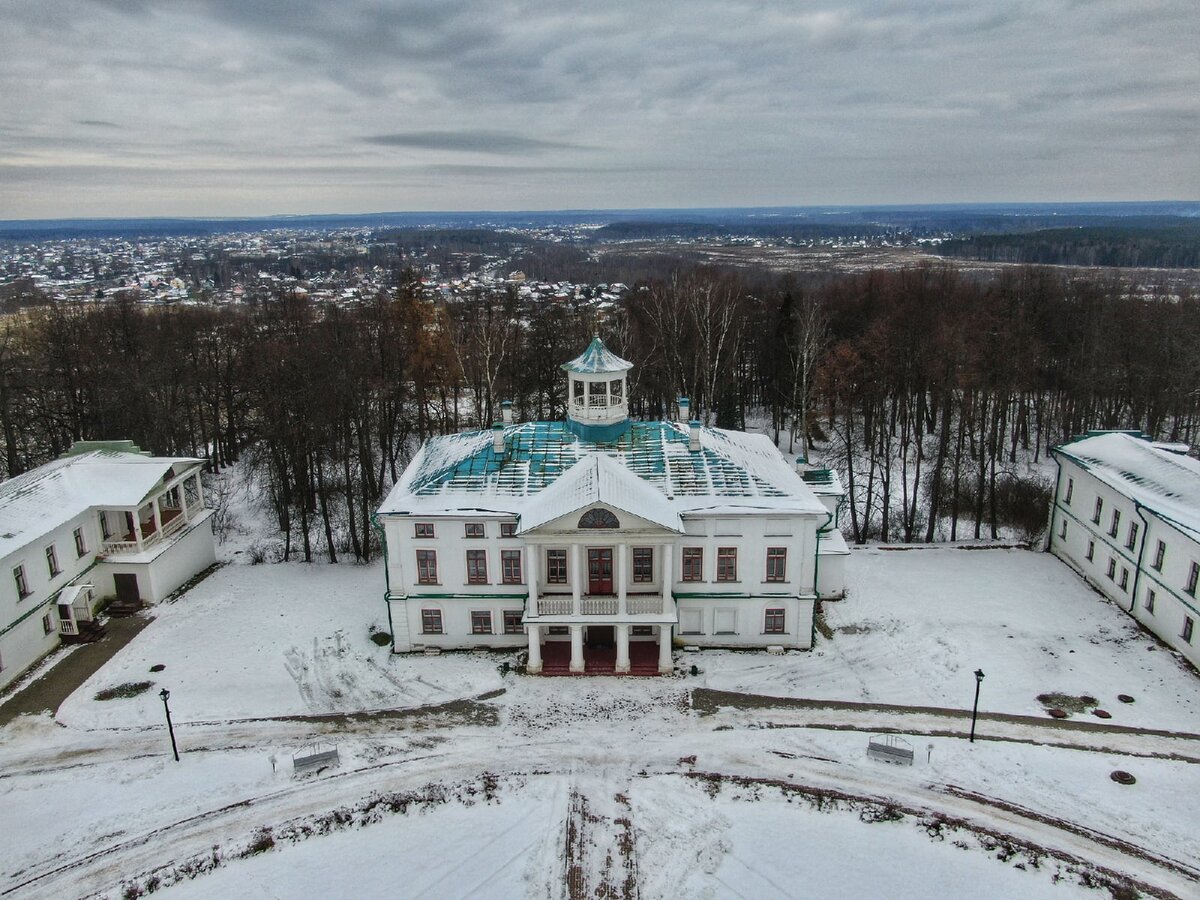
362 131 582 154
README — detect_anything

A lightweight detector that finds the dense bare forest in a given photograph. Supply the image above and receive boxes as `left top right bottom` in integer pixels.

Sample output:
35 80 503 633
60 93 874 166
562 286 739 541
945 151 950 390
1 264 1197 561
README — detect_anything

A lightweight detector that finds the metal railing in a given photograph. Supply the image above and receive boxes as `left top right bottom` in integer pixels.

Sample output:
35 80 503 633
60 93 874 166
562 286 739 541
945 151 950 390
58 619 77 635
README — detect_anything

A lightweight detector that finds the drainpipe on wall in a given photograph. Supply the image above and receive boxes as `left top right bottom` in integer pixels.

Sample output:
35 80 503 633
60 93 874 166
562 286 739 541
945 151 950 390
1045 450 1064 553
812 509 834 647
1130 502 1151 614
370 512 397 654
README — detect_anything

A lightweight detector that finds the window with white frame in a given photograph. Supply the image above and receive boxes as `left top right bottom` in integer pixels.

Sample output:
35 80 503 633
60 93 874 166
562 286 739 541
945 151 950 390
416 549 438 584
503 609 523 634
1152 540 1166 571
766 548 787 582
764 608 786 634
501 522 517 538
716 547 737 581
546 549 567 584
465 522 485 538
501 549 522 584
681 548 703 582
13 565 29 599
466 550 488 584
713 608 737 634
632 547 653 582
679 608 703 634
414 522 435 538
470 610 493 635
420 608 443 634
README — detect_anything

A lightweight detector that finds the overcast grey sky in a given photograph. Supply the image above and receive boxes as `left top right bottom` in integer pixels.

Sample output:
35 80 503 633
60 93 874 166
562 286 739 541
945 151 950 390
2 0 1197 218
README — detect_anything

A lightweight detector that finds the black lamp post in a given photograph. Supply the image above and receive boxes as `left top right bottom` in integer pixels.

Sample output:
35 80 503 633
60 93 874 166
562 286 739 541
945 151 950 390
160 688 180 762
969 669 985 743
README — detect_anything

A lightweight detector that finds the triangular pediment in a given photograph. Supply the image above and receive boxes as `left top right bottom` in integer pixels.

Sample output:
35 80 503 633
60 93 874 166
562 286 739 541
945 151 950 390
517 455 683 534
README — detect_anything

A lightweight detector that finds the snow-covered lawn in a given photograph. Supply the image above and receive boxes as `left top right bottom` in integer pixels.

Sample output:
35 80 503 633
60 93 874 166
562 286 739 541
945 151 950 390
692 546 1200 731
55 559 504 728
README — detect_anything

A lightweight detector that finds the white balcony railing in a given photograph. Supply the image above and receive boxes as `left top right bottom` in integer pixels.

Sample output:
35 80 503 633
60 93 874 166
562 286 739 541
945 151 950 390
627 596 664 615
581 596 618 615
58 619 77 635
532 595 667 617
536 597 573 616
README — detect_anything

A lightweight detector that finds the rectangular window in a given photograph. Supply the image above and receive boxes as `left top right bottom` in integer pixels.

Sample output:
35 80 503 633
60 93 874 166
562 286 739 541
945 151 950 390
766 547 787 582
73 527 87 558
1187 562 1199 597
466 549 488 584
714 608 737 634
503 609 523 634
1183 616 1194 645
631 625 654 636
1109 509 1121 538
99 512 112 540
1126 522 1139 551
1092 497 1103 524
471 610 493 635
414 522 435 538
421 608 443 634
13 565 29 599
679 608 703 634
1064 477 1073 504
1086 540 1095 562
501 522 517 538
548 625 570 636
716 547 737 582
764 608 786 634
1119 568 1129 591
632 547 653 582
416 549 438 584
45 545 60 578
1059 518 1067 539
546 549 567 584
465 523 485 538
1106 557 1116 580
1153 540 1166 571
1145 589 1156 614
42 612 54 634
681 548 704 582
501 549 523 584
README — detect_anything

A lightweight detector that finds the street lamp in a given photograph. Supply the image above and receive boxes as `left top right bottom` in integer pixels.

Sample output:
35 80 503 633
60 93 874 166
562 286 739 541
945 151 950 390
969 669 985 744
160 688 180 762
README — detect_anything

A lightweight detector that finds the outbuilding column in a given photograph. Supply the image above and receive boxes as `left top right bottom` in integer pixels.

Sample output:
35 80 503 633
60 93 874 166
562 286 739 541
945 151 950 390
658 624 673 674
527 545 539 616
661 543 674 608
527 625 543 674
615 624 630 674
569 624 585 673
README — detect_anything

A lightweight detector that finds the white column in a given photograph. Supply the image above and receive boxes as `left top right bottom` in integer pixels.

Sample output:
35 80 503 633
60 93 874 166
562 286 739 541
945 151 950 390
527 625 543 674
193 473 205 510
150 498 163 538
181 487 191 524
570 624 585 673
131 510 144 551
617 542 628 615
615 624 630 674
658 624 673 674
571 543 582 615
527 544 539 616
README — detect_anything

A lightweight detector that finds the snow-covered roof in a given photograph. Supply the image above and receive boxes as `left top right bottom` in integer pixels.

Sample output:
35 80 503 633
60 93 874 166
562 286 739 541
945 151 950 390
378 420 828 521
1054 432 1200 542
517 454 683 534
0 450 204 560
560 336 633 375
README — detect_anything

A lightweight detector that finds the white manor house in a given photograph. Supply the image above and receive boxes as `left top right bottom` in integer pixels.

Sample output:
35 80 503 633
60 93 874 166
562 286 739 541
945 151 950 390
377 337 848 675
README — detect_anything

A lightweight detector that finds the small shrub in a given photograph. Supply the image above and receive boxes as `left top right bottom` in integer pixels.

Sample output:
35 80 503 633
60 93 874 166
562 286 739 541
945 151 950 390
370 631 392 647
242 828 275 857
95 681 154 701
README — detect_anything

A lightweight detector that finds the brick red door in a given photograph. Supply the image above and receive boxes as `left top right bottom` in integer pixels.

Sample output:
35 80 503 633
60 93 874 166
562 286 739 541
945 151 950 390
587 548 613 594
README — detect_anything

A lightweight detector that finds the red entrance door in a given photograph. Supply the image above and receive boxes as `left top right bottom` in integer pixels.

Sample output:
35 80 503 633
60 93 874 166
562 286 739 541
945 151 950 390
587 549 614 594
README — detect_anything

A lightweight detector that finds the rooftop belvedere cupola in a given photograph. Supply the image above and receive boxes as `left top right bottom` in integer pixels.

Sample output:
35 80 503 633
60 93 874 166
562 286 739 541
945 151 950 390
561 335 633 442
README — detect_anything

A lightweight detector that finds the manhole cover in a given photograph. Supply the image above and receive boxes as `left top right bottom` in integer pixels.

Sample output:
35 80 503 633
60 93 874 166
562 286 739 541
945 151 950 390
1110 770 1136 785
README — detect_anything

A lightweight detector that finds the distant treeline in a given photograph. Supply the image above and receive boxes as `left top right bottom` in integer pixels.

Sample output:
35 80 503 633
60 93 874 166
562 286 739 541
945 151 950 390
591 220 910 243
0 263 1197 560
936 221 1200 268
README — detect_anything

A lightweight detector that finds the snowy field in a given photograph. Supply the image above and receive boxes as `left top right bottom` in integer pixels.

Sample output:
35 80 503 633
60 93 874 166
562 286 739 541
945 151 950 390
691 545 1200 731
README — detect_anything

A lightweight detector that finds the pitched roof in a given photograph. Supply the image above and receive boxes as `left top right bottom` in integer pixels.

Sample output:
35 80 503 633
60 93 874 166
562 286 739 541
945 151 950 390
517 454 683 533
0 450 203 560
378 420 827 519
560 336 633 375
1054 432 1200 541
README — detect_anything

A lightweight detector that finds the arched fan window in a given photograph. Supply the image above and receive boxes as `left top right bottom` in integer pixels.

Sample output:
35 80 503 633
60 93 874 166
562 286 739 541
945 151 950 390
578 508 620 529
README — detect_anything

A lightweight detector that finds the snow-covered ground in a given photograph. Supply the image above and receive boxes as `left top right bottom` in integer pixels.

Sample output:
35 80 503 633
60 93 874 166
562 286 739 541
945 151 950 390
692 545 1200 731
